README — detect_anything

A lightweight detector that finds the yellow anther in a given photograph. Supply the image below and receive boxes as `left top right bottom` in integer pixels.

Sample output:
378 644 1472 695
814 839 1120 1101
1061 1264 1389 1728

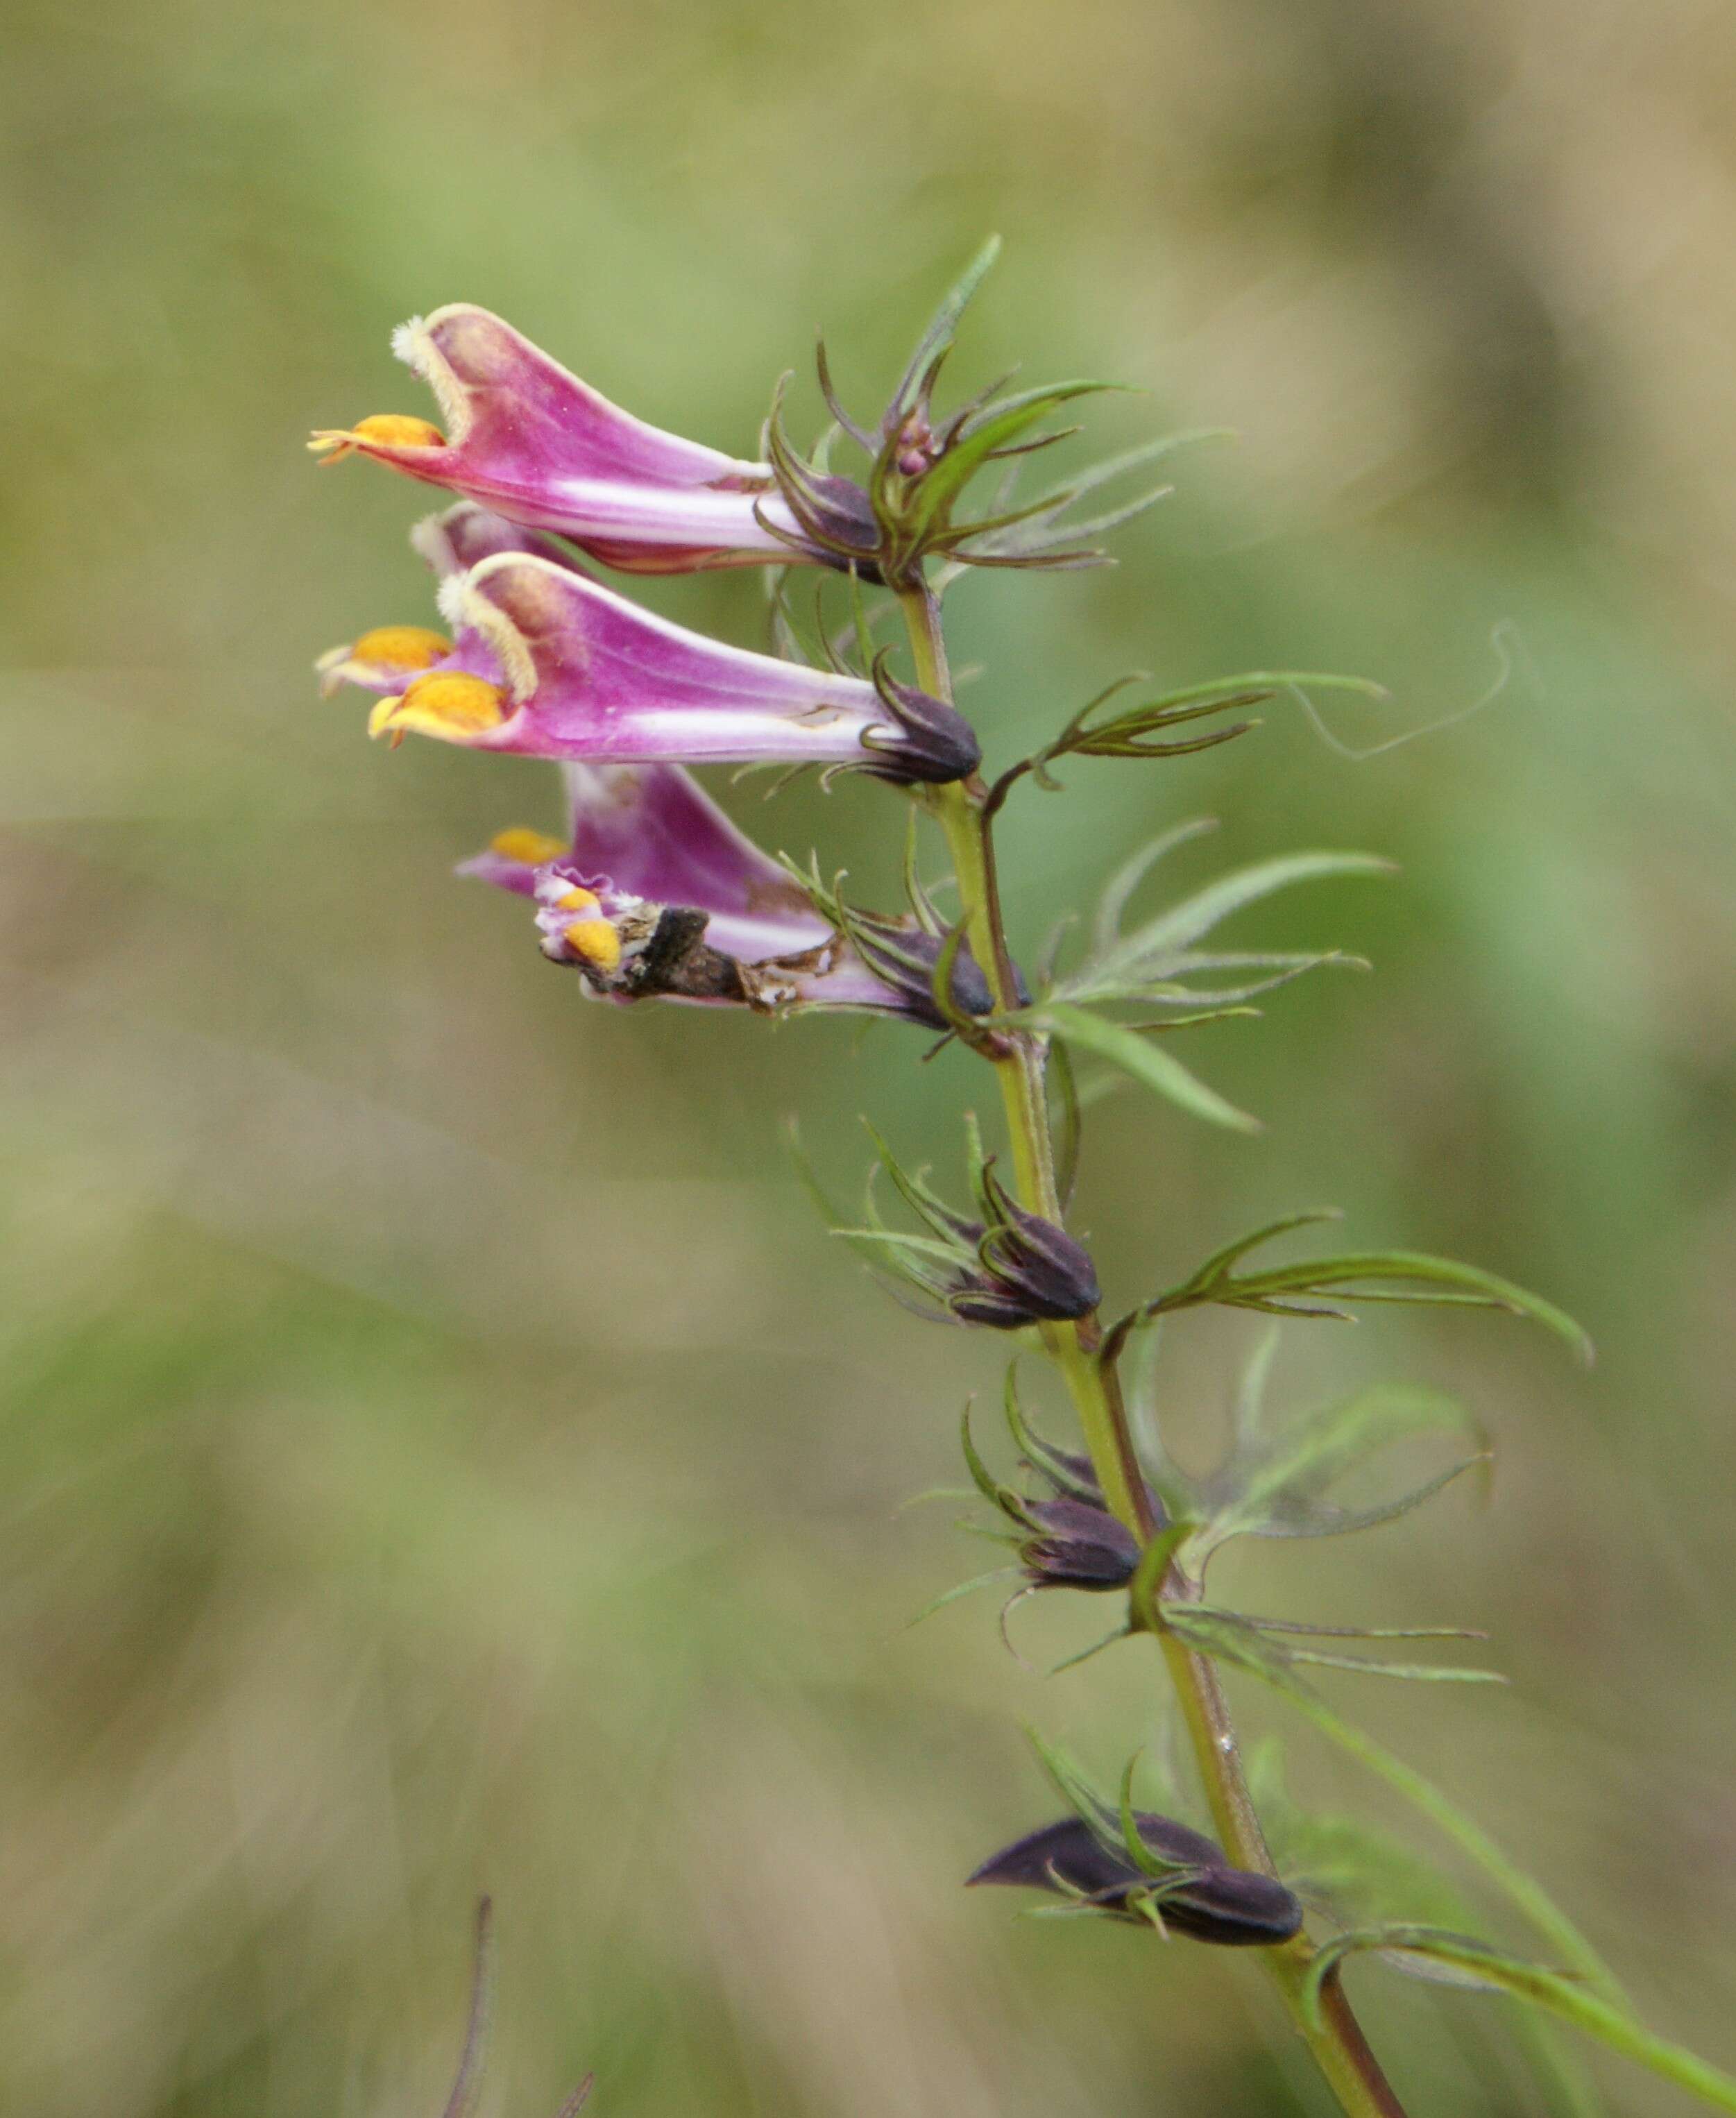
368 672 508 745
489 827 567 865
309 414 447 461
554 887 600 913
563 918 622 974
348 625 452 672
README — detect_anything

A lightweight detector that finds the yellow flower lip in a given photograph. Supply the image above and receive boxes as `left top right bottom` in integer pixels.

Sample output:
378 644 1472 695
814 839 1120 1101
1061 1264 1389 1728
368 672 509 746
318 625 454 699
309 414 447 462
489 827 568 866
348 625 452 672
562 917 622 974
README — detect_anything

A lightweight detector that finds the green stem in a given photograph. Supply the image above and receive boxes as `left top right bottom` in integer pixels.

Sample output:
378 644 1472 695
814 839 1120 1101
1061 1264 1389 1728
895 577 1408 2118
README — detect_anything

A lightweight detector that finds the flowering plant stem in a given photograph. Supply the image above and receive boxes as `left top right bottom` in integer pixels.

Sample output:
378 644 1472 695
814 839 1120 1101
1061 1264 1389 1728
899 579 1409 2118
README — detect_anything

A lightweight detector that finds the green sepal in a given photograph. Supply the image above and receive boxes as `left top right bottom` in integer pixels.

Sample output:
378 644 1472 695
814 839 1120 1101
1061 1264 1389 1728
1001 1359 1096 1498
896 380 1124 545
959 1400 1038 1525
1116 1752 1191 1879
926 917 976 1037
1127 1516 1195 1636
1026 1728 1117 1843
1046 1623 1134 1674
784 1119 967 1317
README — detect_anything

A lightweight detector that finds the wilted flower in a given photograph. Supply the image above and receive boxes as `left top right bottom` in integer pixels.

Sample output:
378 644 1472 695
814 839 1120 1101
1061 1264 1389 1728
309 304 837 574
969 1812 1303 1946
463 762 1001 1021
319 545 978 782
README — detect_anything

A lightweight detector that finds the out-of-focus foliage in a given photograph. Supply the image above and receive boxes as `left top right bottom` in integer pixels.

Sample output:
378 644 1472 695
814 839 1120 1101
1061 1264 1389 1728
3 0 1736 2112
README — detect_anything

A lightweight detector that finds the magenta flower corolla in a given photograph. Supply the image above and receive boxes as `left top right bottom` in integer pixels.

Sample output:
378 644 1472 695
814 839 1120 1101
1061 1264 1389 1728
315 499 588 701
309 304 822 574
969 1813 1303 1945
463 761 999 1020
322 548 976 782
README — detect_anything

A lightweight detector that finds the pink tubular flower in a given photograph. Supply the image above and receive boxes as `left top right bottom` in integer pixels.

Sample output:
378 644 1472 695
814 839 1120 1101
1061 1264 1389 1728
308 305 820 574
323 547 978 782
461 763 1001 1023
315 500 586 699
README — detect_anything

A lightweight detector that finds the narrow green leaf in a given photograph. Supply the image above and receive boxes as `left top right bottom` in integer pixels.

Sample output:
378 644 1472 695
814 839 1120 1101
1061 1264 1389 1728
1234 1251 1592 1363
1172 1212 1345 1300
1302 1930 1736 2114
892 235 1003 412
1249 1747 1615 2118
1092 820 1218 955
1183 1617 1626 2000
1030 1003 1261 1133
1064 951 1352 1010
1096 851 1394 979
1267 1647 1505 1684
906 1566 1020 1627
1200 1380 1488 1554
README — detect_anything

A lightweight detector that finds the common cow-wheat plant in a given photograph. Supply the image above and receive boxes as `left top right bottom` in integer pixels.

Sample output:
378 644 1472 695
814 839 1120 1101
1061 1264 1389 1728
313 243 1736 2117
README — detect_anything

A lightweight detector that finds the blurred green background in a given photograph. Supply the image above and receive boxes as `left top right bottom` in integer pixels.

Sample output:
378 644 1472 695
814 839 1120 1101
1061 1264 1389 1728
5 0 1736 2110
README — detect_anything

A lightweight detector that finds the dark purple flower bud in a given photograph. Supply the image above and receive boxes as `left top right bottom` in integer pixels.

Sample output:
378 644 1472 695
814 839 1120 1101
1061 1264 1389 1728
948 1185 1099 1328
844 909 1012 1031
760 451 885 575
968 1813 1303 1947
1039 1446 1168 1532
1017 1496 1141 1589
862 663 982 786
